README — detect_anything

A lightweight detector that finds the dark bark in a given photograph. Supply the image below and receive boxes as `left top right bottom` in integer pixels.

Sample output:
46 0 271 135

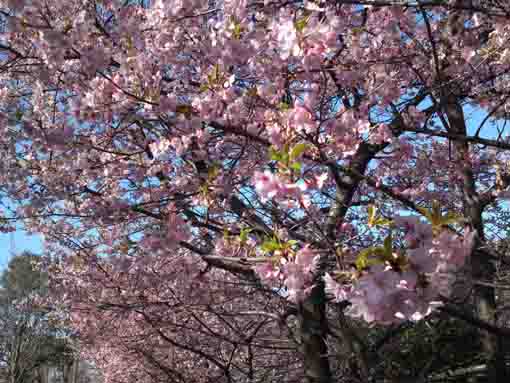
441 89 507 381
299 141 382 383
299 285 332 383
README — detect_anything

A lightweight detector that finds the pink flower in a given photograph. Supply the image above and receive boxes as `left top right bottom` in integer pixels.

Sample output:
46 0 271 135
295 245 319 274
408 245 437 274
394 216 433 245
274 19 300 59
315 172 329 189
253 171 284 201
290 106 316 133
254 262 280 282
431 228 475 271
324 273 349 302
284 270 306 302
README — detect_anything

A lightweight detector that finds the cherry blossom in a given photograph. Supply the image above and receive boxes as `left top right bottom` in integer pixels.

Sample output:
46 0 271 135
0 0 509 381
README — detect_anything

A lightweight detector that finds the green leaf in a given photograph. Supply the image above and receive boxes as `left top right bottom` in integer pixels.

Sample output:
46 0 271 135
419 201 461 228
355 247 385 270
239 228 252 243
295 16 309 33
367 205 377 227
278 102 290 111
367 205 392 227
208 164 220 181
355 234 394 270
175 104 192 116
351 27 363 35
232 22 243 39
290 143 308 160
383 233 392 253
269 147 283 161
199 83 209 93
374 217 393 226
206 64 221 86
441 211 462 226
261 239 281 253
290 161 302 172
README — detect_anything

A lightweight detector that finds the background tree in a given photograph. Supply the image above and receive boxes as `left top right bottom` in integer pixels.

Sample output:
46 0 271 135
0 252 73 383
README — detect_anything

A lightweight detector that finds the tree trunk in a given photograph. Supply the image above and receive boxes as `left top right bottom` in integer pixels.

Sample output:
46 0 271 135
39 365 48 383
443 91 505 382
298 142 377 383
299 286 331 383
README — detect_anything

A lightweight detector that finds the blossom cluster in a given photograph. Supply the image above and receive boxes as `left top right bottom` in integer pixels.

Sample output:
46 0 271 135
324 217 475 324
254 245 320 302
247 211 474 323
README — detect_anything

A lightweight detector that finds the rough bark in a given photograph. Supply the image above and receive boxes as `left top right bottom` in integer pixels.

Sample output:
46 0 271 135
299 286 332 383
299 142 380 383
442 90 506 381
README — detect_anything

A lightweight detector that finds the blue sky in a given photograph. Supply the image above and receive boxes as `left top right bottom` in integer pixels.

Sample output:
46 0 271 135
0 229 42 268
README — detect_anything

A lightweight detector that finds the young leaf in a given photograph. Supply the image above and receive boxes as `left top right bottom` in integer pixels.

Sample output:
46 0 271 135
289 143 308 160
278 102 290 111
355 247 385 270
239 228 252 243
418 201 461 229
382 233 393 261
290 161 302 172
208 164 220 181
261 239 281 253
295 15 310 33
367 205 377 227
269 147 283 162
